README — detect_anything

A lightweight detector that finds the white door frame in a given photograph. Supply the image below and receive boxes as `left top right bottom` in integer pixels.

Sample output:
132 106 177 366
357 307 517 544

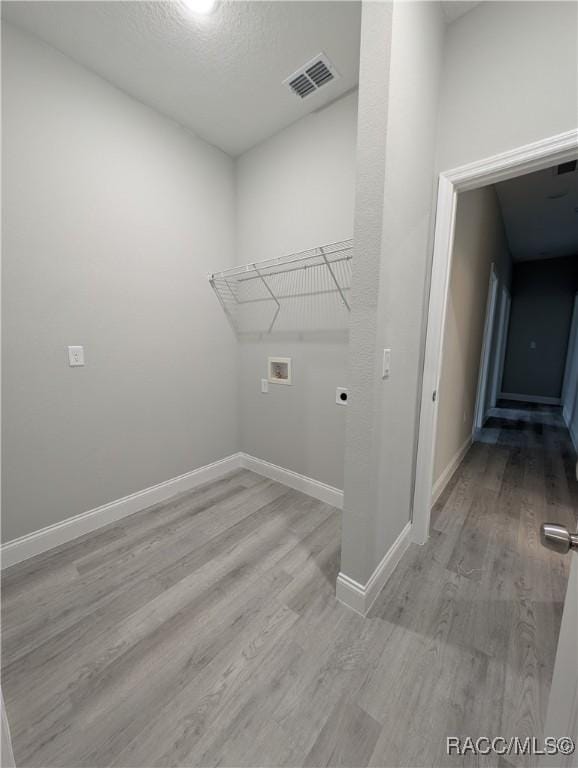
473 264 498 432
491 286 511 409
543 552 578 767
561 294 578 411
412 129 578 545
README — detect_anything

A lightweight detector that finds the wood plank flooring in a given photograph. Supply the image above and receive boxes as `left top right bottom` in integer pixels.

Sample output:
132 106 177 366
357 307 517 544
2 404 577 767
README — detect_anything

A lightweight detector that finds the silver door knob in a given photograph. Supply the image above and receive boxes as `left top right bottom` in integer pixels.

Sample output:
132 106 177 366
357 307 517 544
540 523 578 554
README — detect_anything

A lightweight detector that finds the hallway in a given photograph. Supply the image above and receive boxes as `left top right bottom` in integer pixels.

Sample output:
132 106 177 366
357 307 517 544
2 407 576 767
359 403 577 765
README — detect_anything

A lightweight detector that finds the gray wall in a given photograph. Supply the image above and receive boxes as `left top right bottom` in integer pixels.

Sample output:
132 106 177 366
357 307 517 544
436 1 578 171
2 24 238 542
235 92 358 490
502 257 578 400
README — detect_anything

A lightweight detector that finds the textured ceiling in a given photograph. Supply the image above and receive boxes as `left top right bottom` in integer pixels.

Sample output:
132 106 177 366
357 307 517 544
2 1 361 157
495 163 578 262
441 1 482 24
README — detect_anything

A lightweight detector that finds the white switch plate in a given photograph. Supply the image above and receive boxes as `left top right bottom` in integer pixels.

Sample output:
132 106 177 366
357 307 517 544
261 378 269 394
382 348 391 379
68 345 84 367
336 387 348 405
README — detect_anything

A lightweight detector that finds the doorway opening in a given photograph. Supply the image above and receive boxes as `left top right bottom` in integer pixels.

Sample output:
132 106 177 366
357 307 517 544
431 168 578 509
409 131 578 748
412 129 578 544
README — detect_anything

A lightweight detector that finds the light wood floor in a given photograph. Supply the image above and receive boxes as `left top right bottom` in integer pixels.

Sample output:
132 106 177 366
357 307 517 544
2 405 577 767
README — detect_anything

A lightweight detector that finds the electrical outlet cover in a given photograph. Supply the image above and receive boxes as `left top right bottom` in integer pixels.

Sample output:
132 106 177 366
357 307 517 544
68 345 85 367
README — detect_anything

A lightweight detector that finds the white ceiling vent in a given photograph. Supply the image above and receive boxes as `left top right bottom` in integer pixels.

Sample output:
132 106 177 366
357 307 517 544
283 53 339 99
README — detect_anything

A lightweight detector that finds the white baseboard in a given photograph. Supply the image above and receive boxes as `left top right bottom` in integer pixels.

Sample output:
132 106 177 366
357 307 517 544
1 452 344 570
431 434 472 508
563 405 578 457
336 521 412 616
568 427 578 457
570 427 578 457
500 392 561 406
1 453 243 570
239 453 343 509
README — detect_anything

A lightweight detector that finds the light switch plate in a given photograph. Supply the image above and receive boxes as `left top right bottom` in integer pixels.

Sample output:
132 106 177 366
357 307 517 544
261 378 269 394
68 345 84 367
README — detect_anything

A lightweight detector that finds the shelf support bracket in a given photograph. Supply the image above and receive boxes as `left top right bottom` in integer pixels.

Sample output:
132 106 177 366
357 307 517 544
320 248 350 311
253 264 281 333
208 276 238 331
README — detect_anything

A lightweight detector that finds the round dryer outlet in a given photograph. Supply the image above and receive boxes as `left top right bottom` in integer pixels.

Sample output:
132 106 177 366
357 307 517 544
336 387 349 405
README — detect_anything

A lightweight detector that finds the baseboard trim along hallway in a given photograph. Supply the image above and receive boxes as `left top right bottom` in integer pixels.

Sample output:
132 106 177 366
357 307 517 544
431 435 473 507
563 405 578 456
500 392 562 405
1 453 344 569
335 521 413 616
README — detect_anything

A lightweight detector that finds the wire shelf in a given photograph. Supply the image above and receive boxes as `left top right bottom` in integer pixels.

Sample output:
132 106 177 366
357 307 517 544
209 240 353 335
